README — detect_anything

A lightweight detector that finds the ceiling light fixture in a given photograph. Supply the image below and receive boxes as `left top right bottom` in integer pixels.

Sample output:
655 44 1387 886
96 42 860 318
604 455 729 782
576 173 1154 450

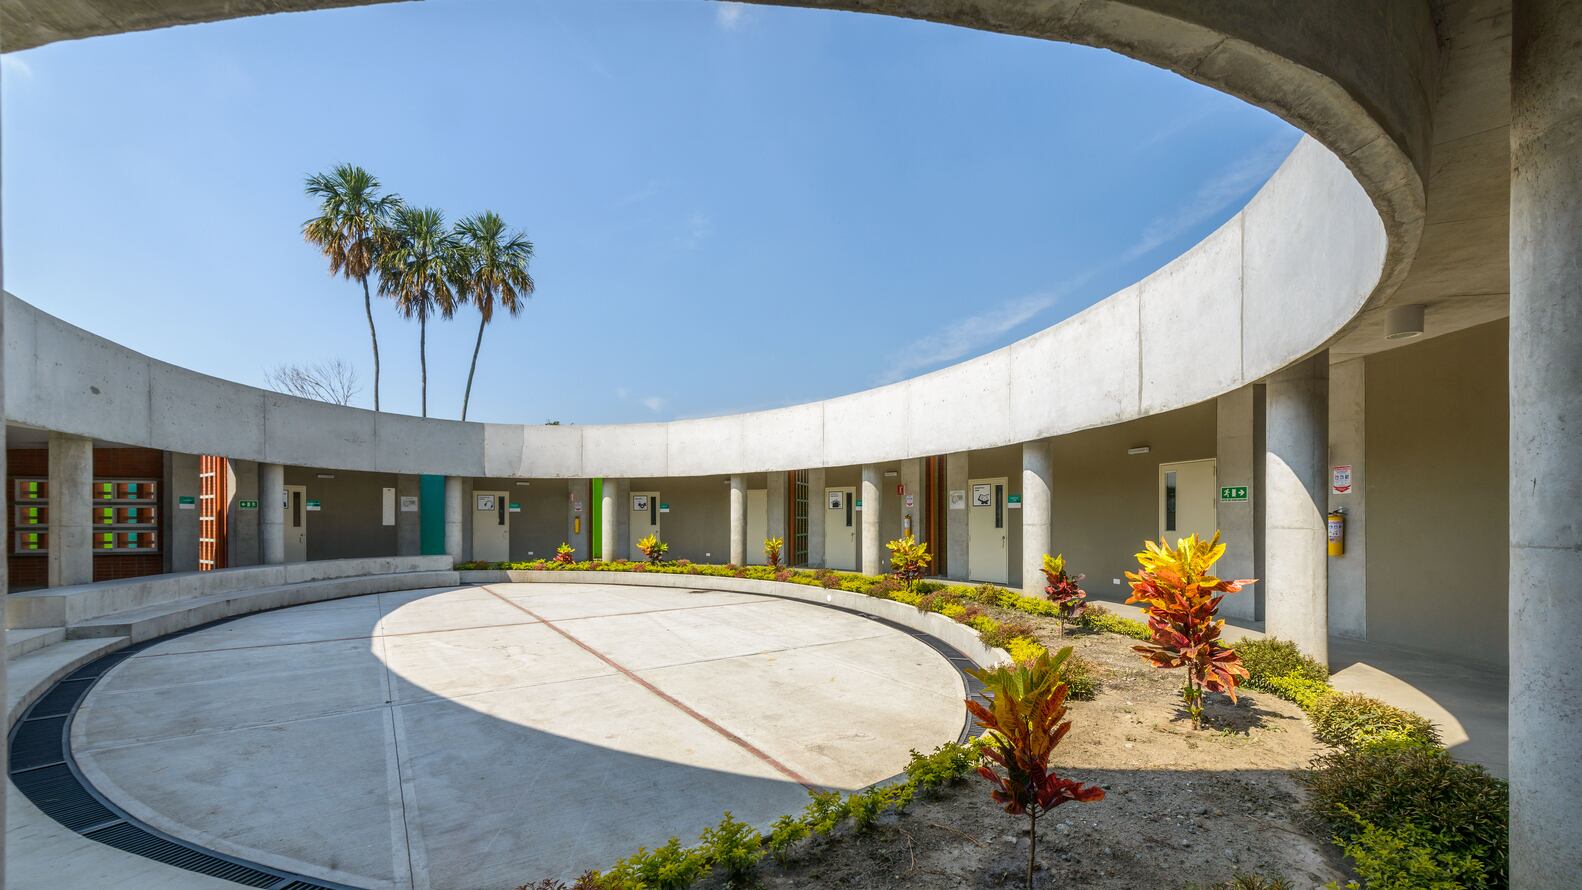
1386 304 1426 340
1127 446 1151 456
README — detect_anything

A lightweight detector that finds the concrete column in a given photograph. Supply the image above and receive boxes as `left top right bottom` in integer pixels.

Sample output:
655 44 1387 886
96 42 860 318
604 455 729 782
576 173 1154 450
444 476 464 563
1327 359 1366 639
729 474 747 565
899 458 923 544
1216 387 1260 620
860 464 882 575
259 462 285 565
1021 441 1052 598
1511 2 1582 883
945 452 969 581
1262 353 1329 664
566 480 589 558
47 432 93 587
805 468 826 567
394 474 421 556
767 471 788 544
166 452 200 574
600 478 625 561
227 459 260 567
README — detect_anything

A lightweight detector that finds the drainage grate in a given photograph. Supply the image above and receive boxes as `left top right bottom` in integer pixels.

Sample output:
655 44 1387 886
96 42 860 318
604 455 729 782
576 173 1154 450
83 821 282 887
9 614 366 890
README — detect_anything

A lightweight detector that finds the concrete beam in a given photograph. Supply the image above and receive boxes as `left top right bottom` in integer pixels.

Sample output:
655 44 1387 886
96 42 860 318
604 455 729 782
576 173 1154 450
804 468 826 568
166 452 200 574
1327 359 1366 638
1215 387 1259 620
945 453 968 581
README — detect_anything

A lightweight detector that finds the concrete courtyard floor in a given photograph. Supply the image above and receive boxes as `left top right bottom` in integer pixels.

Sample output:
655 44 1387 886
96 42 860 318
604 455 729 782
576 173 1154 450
1092 596 1509 776
67 583 968 889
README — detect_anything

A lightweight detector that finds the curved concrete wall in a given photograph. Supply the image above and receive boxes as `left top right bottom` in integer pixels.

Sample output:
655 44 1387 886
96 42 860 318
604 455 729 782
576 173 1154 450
4 137 1384 477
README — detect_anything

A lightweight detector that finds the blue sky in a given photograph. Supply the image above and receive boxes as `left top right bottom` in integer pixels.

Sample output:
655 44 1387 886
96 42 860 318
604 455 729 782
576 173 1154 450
2 0 1298 425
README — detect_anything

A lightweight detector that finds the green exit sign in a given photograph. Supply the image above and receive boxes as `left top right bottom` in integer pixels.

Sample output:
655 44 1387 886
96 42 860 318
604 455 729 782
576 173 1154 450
1220 486 1249 502
238 499 259 510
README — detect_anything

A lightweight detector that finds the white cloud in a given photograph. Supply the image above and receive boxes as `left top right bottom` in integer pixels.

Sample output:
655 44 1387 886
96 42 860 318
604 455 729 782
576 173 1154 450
2 55 34 80
716 3 749 30
674 212 712 249
879 290 1066 384
1120 134 1295 263
641 396 666 413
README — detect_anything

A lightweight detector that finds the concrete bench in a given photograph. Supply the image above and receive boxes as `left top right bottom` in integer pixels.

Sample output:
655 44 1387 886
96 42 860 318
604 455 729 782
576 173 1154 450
6 555 454 629
68 569 459 644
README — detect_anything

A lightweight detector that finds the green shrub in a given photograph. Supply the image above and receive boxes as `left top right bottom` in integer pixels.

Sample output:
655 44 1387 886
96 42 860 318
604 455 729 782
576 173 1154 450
1187 876 1294 890
1305 741 1507 887
802 789 849 836
697 812 762 884
904 741 980 794
1004 636 1049 664
1077 604 1151 640
1325 808 1489 890
1263 673 1330 710
979 617 1038 649
1234 638 1330 688
1308 692 1440 750
765 813 809 864
603 837 708 890
848 783 911 831
1062 651 1099 701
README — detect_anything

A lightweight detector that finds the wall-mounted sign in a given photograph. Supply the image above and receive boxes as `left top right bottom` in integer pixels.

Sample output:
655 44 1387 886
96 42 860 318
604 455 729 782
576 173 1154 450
659 503 671 513
949 490 966 510
1331 465 1353 495
476 494 497 512
971 484 992 507
399 496 419 512
177 495 196 510
381 487 396 526
895 484 904 496
855 499 863 510
508 502 521 513
828 491 843 510
1007 494 1022 504
904 494 915 508
306 499 322 512
238 499 259 510
1220 486 1249 502
632 495 650 512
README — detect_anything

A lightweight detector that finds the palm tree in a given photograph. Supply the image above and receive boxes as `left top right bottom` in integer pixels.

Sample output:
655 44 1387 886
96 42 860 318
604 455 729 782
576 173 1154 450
453 212 535 421
302 165 402 411
376 206 460 417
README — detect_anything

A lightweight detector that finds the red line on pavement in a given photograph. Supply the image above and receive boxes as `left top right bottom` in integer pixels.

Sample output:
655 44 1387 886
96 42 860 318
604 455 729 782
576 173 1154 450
481 586 818 791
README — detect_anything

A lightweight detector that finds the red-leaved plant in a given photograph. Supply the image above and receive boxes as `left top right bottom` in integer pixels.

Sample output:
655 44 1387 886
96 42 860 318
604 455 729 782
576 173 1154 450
553 542 576 564
1124 532 1253 729
1040 553 1087 635
967 647 1105 889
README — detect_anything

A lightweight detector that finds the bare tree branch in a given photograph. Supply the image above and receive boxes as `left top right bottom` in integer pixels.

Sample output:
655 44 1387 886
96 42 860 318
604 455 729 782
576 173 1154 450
266 359 362 406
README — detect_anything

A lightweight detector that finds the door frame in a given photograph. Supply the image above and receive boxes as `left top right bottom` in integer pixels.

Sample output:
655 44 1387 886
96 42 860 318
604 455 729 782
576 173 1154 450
283 483 308 563
967 476 1009 584
823 486 857 571
472 489 510 562
1157 458 1218 541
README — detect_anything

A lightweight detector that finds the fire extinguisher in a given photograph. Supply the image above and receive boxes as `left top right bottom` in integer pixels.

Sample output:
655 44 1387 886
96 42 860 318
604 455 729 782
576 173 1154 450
1327 508 1345 557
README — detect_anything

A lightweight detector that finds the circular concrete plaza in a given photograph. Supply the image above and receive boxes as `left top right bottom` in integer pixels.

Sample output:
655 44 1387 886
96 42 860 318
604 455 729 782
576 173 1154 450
66 582 967 889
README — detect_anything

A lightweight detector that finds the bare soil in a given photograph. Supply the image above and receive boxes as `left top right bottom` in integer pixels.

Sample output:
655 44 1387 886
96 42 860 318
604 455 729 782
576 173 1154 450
742 612 1351 889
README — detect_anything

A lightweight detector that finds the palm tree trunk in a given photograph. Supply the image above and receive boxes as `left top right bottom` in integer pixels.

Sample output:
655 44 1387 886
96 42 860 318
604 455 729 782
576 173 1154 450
461 314 486 421
361 275 381 412
419 313 428 418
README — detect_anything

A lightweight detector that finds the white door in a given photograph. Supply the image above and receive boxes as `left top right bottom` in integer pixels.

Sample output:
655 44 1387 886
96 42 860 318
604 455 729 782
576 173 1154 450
824 487 857 571
284 484 308 563
967 477 1008 584
1159 459 1218 542
472 489 510 562
746 489 768 564
629 491 660 555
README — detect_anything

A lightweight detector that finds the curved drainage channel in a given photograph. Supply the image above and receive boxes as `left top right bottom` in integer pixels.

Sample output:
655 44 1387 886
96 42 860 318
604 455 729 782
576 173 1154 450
8 589 986 889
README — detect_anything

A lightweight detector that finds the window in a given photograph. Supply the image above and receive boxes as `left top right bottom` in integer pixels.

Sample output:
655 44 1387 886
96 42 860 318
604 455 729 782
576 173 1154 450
1165 470 1178 532
92 478 160 553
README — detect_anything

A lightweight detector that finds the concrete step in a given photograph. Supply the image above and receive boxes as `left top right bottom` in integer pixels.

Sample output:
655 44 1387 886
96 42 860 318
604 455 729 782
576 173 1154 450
7 635 129 728
68 569 460 644
6 627 66 661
